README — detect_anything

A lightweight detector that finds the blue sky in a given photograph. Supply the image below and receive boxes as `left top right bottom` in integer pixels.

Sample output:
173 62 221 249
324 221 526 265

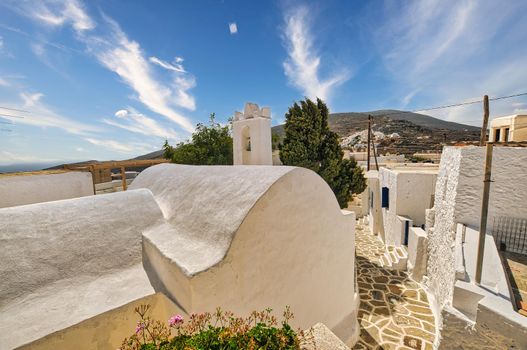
1 0 526 165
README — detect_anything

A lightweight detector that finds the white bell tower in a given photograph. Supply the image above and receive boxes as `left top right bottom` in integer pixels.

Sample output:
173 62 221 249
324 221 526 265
232 103 273 165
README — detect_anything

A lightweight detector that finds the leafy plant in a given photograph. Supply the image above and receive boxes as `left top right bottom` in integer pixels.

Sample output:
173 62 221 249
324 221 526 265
279 98 366 208
163 113 233 165
119 305 301 350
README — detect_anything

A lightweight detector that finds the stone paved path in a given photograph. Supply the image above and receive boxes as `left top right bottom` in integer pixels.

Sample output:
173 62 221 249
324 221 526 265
353 223 436 350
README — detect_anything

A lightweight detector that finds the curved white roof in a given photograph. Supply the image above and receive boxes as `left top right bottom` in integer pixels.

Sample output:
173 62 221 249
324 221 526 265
129 164 296 276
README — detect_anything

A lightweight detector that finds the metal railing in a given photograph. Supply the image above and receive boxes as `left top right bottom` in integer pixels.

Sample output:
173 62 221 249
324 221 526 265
492 216 527 255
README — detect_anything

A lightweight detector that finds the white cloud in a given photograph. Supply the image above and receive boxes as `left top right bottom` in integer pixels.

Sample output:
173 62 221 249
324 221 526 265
81 15 196 132
103 108 179 140
84 137 155 154
7 0 94 33
149 56 185 73
8 1 196 133
370 0 527 123
115 109 128 118
0 77 9 87
229 22 238 34
6 92 101 135
20 92 44 107
282 6 350 102
0 150 59 165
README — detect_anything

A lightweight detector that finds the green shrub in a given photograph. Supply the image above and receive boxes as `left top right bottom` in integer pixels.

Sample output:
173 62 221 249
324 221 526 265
119 305 300 350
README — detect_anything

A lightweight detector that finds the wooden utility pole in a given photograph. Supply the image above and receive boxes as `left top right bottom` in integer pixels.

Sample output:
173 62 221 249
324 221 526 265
367 114 372 171
475 142 493 285
371 116 379 170
480 95 489 146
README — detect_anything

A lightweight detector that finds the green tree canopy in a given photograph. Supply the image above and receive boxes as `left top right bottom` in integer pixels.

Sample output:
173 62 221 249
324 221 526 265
163 113 233 165
279 98 366 208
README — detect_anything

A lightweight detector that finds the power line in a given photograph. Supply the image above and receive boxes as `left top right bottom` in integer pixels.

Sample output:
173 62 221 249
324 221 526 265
0 113 25 119
0 106 29 113
369 92 527 121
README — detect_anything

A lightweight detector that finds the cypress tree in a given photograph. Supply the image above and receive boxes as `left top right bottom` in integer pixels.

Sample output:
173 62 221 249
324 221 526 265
280 98 366 208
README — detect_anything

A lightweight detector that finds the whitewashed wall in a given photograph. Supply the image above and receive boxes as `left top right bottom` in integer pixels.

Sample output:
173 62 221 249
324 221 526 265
0 171 93 208
426 146 527 344
380 168 398 245
379 168 436 245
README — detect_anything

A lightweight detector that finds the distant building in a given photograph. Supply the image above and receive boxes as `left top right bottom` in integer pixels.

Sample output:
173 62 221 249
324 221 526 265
489 114 527 142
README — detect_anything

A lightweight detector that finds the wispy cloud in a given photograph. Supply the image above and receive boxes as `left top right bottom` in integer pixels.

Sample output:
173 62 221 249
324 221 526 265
8 0 196 133
1 91 102 135
81 15 196 131
102 108 179 140
0 150 60 165
370 0 527 122
84 137 155 154
149 56 185 72
282 5 350 102
229 22 238 34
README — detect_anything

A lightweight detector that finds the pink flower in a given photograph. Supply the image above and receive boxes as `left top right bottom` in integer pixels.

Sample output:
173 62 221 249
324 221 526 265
135 322 145 335
168 314 184 327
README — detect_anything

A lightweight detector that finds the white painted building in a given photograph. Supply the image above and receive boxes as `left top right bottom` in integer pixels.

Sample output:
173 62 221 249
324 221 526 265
232 103 273 165
0 164 360 349
426 146 527 349
489 114 527 142
378 167 437 247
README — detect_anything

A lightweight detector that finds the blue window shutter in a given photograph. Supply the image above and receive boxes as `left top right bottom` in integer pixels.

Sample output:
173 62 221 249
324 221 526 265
381 187 389 208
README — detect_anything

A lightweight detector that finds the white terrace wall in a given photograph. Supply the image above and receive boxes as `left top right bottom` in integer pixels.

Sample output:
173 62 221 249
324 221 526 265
0 190 164 349
0 171 93 208
426 146 527 326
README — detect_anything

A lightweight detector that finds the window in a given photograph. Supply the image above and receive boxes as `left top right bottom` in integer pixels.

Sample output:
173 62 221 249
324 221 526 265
495 128 501 142
381 187 389 208
504 128 510 142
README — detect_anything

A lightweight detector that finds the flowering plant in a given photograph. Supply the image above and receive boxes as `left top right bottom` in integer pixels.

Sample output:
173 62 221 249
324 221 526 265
119 304 300 350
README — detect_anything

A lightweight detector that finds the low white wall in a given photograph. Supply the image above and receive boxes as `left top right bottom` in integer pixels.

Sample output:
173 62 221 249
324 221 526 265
366 171 384 239
455 146 527 227
0 171 93 208
0 189 164 349
407 227 427 282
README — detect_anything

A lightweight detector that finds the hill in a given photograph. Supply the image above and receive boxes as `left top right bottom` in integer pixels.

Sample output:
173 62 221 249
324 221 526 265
272 109 480 155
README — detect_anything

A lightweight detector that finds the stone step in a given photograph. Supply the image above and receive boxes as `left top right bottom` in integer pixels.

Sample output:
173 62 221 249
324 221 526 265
382 245 408 271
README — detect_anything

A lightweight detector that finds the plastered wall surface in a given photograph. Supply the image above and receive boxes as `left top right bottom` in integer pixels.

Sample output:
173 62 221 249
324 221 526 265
426 147 463 312
426 146 527 348
1 163 360 348
132 164 359 344
454 147 527 227
380 168 398 246
0 171 93 208
0 189 164 349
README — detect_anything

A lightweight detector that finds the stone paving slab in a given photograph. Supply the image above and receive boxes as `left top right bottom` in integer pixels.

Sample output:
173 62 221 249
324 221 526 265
353 223 436 350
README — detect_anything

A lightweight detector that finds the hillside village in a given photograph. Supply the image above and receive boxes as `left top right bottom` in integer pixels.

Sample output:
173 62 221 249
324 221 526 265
1 1 527 350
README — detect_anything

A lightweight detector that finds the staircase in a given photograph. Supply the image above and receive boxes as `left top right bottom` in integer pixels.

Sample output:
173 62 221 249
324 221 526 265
379 245 408 270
